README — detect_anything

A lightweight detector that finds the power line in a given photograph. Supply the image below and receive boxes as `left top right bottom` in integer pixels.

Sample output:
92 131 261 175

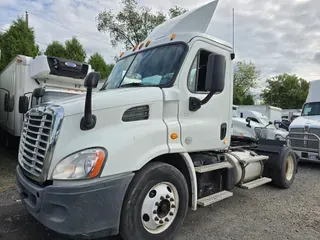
0 27 49 46
0 5 104 42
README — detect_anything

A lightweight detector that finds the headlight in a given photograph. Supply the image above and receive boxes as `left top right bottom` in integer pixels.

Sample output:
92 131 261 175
52 148 106 180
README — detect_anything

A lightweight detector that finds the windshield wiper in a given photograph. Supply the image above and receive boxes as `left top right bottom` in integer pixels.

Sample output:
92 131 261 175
120 82 145 88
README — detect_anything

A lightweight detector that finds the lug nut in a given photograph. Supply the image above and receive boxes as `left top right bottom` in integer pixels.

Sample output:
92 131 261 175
155 217 159 221
159 220 164 224
160 196 164 200
153 210 157 214
170 198 174 202
169 212 174 216
155 202 159 206
166 195 170 199
165 218 169 222
171 204 176 208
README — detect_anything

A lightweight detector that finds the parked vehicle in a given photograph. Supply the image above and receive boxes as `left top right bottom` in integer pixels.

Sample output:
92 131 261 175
288 79 320 162
238 105 282 123
16 1 298 239
281 109 301 130
232 106 288 141
0 55 92 147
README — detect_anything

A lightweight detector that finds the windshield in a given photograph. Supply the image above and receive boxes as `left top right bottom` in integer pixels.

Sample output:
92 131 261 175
302 102 320 116
102 43 186 90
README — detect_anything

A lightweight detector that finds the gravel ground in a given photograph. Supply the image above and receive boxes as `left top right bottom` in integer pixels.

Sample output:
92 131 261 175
0 147 320 240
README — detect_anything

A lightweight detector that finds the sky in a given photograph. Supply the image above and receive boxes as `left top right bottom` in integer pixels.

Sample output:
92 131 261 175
0 0 320 95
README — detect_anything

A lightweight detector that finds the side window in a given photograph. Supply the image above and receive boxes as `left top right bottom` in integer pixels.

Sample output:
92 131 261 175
187 50 225 93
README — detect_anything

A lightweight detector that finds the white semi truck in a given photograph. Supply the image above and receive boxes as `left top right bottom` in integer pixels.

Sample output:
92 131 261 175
238 105 283 123
288 79 320 162
16 1 298 239
0 55 92 147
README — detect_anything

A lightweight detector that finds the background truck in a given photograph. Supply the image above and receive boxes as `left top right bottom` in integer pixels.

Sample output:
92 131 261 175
288 79 320 162
16 1 298 240
0 55 92 147
238 105 282 123
232 106 288 142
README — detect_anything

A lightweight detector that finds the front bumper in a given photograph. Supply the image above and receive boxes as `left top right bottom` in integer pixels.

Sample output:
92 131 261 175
16 165 134 238
287 132 320 162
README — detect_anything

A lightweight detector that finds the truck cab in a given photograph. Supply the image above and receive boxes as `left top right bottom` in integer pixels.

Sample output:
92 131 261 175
15 1 297 240
288 79 320 162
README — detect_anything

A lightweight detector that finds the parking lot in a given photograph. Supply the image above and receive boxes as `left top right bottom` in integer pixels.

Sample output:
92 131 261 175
0 147 320 240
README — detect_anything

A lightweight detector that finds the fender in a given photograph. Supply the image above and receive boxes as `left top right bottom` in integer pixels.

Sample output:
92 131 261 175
180 152 198 211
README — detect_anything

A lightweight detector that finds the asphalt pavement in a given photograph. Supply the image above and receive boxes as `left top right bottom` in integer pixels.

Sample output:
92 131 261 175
0 148 320 240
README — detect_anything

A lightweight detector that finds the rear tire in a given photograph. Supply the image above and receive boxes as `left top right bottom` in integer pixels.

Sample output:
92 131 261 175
120 162 189 240
270 148 297 189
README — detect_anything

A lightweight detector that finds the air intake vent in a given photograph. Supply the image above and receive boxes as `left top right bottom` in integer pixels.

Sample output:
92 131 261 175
122 105 149 122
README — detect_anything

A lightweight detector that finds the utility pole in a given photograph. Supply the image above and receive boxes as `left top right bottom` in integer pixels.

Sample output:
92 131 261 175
25 11 29 27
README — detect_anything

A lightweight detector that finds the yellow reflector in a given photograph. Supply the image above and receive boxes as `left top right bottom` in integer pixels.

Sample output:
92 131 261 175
133 45 138 51
120 52 125 57
223 138 228 144
139 43 144 49
171 133 178 140
170 33 176 41
146 40 151 47
17 58 23 63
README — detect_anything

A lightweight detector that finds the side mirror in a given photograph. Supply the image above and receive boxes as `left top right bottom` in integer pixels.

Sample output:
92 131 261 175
33 88 45 98
246 118 251 128
84 72 101 89
81 72 101 131
4 93 9 112
190 54 226 110
19 96 29 113
205 54 226 94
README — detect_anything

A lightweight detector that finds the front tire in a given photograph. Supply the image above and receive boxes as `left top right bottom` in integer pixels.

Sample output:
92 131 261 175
120 162 189 240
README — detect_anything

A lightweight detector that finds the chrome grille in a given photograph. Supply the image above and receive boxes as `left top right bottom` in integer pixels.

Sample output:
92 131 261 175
289 128 304 148
308 128 320 150
18 111 53 178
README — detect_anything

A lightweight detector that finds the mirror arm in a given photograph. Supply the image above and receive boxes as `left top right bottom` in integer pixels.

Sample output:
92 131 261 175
80 88 97 131
200 91 215 105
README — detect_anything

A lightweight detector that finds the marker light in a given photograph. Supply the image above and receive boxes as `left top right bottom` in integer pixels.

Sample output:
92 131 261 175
120 52 125 57
145 40 151 47
139 43 144 49
170 33 176 41
133 45 138 51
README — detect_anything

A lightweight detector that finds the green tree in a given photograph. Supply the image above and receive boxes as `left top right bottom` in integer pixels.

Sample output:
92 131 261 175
0 17 39 72
44 41 67 58
96 0 188 49
261 73 309 109
233 60 260 105
88 52 114 79
65 37 86 62
242 94 255 105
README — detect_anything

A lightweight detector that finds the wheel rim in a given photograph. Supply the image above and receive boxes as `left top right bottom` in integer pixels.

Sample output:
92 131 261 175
285 156 294 181
141 182 179 234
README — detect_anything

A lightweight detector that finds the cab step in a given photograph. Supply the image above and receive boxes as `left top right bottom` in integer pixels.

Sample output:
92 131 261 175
239 155 269 165
197 190 233 207
239 177 272 190
195 162 233 173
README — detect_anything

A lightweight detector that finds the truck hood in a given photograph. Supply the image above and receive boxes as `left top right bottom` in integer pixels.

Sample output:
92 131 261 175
290 115 320 129
50 87 164 117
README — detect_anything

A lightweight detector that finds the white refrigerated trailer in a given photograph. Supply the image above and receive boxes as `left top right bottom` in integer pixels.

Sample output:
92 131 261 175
0 55 92 146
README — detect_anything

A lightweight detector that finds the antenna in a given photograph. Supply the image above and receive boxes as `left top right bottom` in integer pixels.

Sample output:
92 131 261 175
231 8 236 60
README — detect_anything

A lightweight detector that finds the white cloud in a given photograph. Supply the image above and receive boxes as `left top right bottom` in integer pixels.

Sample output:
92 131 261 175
0 0 319 85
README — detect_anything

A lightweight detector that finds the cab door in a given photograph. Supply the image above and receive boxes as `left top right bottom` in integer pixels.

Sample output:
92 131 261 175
177 40 233 152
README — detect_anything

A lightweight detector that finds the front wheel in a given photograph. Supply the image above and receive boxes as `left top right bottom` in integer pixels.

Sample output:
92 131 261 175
120 162 189 240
